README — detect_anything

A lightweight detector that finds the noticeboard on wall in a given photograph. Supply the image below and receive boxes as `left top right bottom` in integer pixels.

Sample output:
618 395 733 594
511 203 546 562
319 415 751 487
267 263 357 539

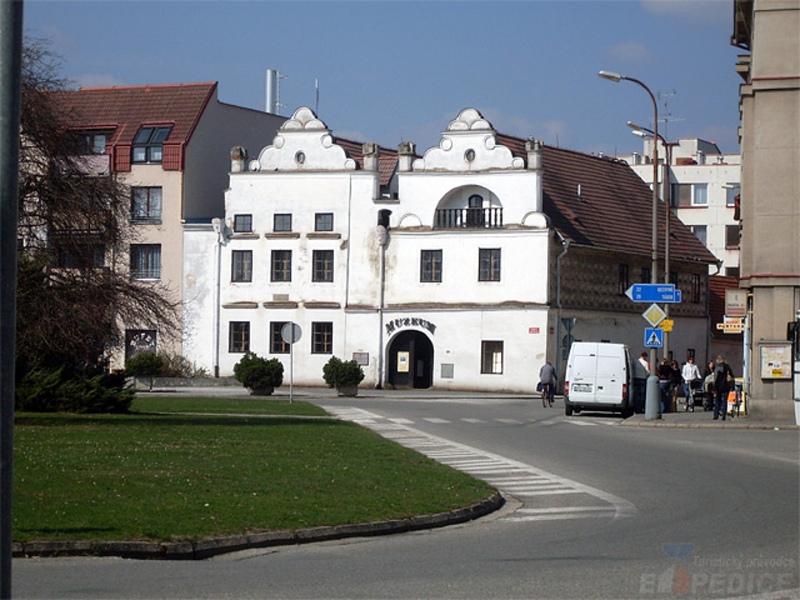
759 342 793 379
397 351 410 373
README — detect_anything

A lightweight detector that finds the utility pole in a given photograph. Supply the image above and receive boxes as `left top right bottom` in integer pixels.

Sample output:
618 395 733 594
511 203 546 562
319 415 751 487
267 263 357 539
0 1 23 597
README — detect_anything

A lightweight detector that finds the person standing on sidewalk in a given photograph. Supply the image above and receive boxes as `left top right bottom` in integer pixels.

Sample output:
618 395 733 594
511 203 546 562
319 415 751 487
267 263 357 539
713 355 735 421
657 358 674 413
681 356 701 412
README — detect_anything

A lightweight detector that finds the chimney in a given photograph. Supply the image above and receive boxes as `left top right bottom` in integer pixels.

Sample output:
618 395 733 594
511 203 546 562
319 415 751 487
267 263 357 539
526 139 544 212
230 146 247 172
397 141 416 172
362 142 379 171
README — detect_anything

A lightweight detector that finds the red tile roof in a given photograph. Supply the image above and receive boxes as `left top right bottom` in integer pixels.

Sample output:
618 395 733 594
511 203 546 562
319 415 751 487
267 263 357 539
498 134 718 266
333 136 400 187
51 82 217 171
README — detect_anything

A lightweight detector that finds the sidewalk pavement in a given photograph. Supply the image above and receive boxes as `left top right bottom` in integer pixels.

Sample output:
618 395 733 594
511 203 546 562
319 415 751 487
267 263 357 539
156 381 799 430
620 407 798 430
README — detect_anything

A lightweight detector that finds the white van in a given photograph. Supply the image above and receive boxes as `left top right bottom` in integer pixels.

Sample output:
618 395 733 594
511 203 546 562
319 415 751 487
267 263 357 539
563 342 633 417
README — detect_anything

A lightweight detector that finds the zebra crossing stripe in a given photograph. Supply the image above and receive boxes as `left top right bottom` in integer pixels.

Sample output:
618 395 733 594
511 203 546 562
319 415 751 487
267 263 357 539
323 406 637 521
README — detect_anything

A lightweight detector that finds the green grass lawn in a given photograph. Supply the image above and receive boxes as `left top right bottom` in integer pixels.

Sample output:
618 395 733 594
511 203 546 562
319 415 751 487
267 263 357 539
131 394 329 416
13 397 495 543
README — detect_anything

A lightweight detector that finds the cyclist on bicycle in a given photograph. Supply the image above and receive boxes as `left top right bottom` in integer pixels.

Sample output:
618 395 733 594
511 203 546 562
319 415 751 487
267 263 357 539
538 361 557 407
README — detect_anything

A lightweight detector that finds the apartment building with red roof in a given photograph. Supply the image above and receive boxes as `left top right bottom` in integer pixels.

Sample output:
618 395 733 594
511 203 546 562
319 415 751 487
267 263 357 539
52 82 285 367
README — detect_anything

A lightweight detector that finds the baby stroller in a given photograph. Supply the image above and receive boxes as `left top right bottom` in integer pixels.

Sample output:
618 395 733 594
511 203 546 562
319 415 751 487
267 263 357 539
697 374 715 411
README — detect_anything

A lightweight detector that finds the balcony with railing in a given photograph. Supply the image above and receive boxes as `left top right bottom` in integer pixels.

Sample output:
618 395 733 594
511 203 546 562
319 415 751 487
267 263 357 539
434 207 503 229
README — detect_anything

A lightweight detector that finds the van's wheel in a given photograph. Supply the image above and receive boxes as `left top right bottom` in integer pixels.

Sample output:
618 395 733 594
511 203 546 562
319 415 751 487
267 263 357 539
565 404 573 416
622 407 633 419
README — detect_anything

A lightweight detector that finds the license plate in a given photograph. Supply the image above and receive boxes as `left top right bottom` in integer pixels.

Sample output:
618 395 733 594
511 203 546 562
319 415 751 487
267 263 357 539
572 383 592 393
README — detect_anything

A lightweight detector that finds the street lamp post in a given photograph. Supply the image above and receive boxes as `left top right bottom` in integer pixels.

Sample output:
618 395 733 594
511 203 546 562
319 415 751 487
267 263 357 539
628 122 675 360
599 70 661 420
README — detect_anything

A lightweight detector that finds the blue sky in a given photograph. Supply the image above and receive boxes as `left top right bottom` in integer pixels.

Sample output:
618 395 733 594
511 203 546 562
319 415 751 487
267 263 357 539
23 0 743 156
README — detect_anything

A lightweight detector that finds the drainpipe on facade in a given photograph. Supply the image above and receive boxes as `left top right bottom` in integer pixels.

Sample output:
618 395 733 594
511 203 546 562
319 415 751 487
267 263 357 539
212 217 224 378
376 221 389 389
555 233 571 389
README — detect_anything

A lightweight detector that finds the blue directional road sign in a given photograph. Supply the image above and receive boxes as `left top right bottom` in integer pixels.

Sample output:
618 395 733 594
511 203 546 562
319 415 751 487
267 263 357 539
625 283 682 304
644 328 664 348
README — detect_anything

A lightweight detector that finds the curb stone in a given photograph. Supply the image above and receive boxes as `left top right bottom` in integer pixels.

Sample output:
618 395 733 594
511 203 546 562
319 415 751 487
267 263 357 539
13 492 504 561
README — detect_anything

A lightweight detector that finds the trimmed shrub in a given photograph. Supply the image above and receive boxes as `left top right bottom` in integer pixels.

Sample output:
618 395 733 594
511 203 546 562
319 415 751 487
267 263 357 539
233 353 284 392
322 356 365 388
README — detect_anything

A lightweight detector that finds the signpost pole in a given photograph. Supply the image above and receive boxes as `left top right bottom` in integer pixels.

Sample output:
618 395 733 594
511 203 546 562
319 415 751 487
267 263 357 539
281 323 302 404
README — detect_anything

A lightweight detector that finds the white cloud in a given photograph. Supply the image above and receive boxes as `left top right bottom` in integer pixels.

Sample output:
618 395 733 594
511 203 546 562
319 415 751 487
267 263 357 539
607 41 652 64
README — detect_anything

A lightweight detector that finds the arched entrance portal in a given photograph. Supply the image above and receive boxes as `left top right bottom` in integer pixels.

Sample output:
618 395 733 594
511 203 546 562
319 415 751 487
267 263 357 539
386 330 434 389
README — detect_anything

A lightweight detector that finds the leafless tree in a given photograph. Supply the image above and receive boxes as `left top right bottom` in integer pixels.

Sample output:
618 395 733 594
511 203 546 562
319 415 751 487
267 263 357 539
16 39 179 375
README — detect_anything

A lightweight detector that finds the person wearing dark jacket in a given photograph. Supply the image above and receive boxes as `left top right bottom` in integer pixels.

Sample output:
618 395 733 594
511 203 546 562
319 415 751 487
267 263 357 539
713 355 735 421
657 358 673 413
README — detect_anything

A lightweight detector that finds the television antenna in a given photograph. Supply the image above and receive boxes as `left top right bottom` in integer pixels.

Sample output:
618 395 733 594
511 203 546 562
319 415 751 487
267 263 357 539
657 89 683 140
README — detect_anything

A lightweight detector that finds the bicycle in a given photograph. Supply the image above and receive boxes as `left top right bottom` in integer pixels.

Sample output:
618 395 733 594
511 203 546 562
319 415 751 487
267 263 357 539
540 382 554 408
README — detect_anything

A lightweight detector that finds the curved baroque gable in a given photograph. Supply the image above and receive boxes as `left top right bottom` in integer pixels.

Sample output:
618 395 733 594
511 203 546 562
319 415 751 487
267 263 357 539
413 108 524 172
252 107 356 172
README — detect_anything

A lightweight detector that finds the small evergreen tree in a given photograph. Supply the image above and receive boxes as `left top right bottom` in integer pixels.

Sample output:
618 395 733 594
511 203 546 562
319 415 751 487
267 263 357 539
233 353 284 394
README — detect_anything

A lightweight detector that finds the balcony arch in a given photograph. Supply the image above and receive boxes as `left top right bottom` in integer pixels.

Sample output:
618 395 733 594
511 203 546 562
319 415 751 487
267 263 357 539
434 185 503 229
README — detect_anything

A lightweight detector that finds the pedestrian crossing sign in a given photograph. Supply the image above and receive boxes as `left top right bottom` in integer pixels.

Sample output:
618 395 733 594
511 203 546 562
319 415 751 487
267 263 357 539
644 328 664 348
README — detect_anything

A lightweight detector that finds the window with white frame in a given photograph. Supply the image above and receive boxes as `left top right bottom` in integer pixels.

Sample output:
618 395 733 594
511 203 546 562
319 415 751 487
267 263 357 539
673 183 708 207
690 225 707 246
693 183 708 206
76 130 110 155
726 184 740 207
131 187 162 223
231 250 253 282
481 341 503 374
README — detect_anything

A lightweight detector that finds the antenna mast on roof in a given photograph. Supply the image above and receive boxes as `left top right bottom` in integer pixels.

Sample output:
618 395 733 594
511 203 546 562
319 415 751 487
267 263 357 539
315 78 319 114
657 89 683 141
266 69 287 115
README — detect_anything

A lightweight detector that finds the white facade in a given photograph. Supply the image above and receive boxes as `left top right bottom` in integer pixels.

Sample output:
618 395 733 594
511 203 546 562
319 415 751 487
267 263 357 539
184 108 553 392
622 138 741 277
184 107 716 392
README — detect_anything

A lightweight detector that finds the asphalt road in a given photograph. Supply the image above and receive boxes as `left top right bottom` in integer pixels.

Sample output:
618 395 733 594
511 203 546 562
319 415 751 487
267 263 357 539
12 393 800 599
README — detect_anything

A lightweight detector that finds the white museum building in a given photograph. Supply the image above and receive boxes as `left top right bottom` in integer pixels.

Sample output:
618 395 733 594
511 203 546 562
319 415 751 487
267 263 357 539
183 107 716 393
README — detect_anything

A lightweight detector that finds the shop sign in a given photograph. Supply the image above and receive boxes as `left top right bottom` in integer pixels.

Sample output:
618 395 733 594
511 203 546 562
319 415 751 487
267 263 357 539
385 317 437 335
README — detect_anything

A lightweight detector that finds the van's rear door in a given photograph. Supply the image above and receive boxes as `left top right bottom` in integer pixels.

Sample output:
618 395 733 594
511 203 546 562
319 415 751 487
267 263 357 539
569 351 598 404
596 350 624 405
